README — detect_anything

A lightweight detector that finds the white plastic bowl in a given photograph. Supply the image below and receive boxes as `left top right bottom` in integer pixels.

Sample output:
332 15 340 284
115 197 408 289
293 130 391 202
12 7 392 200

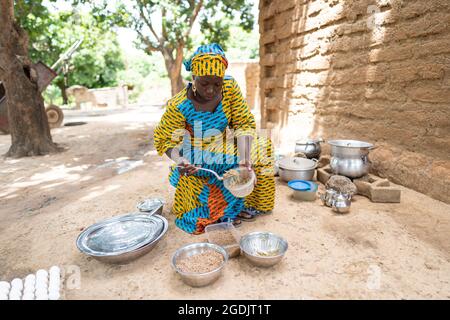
223 168 256 198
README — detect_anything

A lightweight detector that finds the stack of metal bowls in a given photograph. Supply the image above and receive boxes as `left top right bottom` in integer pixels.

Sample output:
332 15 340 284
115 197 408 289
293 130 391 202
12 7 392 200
76 201 168 264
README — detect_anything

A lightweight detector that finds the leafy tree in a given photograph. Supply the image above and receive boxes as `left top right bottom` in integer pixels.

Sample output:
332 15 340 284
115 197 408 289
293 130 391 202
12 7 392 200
26 10 125 105
224 24 259 60
0 0 126 157
123 0 255 95
0 0 61 157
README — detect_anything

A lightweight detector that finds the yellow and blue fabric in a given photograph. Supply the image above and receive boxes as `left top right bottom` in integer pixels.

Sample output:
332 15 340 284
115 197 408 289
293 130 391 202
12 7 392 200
183 43 228 78
155 69 275 234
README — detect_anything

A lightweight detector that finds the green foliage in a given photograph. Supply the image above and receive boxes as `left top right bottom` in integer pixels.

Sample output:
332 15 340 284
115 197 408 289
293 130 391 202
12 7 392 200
14 0 55 42
15 2 127 105
223 24 259 60
116 51 168 102
13 0 259 102
28 11 125 89
129 0 254 52
199 0 254 50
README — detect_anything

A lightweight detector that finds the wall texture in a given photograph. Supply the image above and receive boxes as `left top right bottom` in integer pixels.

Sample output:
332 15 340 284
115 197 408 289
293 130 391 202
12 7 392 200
227 59 260 110
259 0 450 203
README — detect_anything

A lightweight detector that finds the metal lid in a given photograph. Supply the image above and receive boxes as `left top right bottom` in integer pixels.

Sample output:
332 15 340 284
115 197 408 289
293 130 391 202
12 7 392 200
295 138 323 144
328 139 373 149
76 213 165 257
278 157 317 171
288 180 312 191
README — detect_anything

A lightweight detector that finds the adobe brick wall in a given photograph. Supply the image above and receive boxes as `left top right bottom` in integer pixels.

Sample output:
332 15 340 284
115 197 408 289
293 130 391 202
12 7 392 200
227 60 260 110
259 0 450 203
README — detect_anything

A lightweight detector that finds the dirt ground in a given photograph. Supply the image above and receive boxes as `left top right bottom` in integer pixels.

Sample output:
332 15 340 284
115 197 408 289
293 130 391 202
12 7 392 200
0 106 449 300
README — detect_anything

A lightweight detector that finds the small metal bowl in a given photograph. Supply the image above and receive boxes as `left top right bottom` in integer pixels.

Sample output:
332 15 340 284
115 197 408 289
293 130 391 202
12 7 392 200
136 198 165 215
171 243 228 287
240 232 288 267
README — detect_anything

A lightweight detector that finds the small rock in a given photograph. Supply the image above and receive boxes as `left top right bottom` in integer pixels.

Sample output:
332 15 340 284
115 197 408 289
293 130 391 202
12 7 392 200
326 175 357 195
424 262 438 270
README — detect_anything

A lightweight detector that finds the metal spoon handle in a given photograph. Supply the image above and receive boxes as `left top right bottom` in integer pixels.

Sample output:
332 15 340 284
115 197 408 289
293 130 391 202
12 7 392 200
197 167 223 180
175 165 223 180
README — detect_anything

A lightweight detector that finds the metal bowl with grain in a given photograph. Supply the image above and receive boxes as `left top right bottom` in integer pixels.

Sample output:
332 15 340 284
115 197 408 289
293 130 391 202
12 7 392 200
171 243 228 287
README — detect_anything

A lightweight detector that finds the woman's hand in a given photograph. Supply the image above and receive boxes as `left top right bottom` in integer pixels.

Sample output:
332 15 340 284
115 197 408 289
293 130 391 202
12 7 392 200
177 157 199 176
237 135 253 179
238 159 253 180
239 159 252 171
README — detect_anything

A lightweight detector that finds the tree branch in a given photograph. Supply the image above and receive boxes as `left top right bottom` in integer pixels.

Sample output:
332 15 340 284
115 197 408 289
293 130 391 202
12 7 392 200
183 0 203 41
136 29 160 53
137 2 162 47
161 7 168 41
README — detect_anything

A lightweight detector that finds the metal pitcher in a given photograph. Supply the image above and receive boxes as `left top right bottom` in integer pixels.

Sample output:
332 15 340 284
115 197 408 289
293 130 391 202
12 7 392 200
332 193 352 214
320 188 338 207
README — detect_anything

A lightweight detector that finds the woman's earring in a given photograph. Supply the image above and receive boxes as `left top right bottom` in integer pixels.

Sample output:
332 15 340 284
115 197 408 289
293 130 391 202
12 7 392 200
192 83 197 96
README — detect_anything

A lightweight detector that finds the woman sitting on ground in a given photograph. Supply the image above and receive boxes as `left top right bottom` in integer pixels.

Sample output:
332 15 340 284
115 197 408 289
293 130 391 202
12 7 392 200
154 43 275 234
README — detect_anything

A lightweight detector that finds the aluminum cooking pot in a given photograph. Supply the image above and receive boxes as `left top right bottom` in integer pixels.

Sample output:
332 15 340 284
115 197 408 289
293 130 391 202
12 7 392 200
294 138 324 159
278 156 317 182
328 140 376 178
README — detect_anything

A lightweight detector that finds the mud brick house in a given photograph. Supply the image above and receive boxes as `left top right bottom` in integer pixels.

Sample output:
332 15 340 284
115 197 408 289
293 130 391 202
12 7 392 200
258 0 450 202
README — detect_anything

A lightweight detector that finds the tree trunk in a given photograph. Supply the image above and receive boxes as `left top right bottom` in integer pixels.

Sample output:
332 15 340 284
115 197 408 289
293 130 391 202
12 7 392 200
168 67 185 96
161 45 185 96
0 0 62 158
56 78 68 105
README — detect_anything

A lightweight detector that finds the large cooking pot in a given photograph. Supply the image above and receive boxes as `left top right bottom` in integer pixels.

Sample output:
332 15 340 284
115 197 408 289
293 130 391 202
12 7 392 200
294 138 324 159
328 140 375 178
278 156 317 182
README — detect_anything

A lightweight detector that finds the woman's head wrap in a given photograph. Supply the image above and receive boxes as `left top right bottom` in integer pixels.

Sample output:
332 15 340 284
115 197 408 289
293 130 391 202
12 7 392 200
183 43 228 77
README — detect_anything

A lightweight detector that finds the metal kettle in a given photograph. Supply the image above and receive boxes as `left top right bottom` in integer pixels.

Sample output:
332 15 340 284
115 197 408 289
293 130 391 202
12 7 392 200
332 193 352 214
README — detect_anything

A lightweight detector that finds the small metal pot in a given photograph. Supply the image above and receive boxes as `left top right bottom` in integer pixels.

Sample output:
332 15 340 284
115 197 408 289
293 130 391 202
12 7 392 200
274 153 286 176
295 138 324 159
278 157 317 182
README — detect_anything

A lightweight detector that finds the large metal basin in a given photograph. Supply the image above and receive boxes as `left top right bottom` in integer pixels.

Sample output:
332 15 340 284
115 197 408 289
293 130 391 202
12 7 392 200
76 213 168 264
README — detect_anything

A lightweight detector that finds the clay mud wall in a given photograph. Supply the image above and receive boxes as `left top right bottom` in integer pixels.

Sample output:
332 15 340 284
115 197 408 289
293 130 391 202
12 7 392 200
259 0 450 202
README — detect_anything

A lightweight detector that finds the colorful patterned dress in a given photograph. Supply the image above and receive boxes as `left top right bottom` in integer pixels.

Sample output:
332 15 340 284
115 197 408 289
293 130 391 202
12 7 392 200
154 76 275 234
